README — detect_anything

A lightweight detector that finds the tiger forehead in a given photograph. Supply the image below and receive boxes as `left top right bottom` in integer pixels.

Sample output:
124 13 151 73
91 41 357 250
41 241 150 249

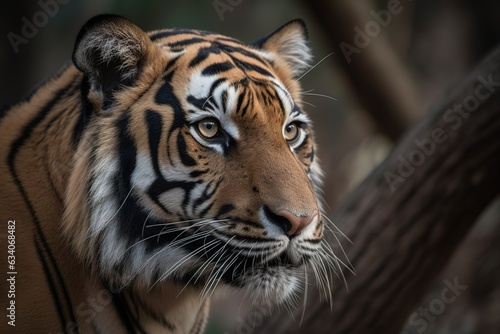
149 27 244 45
184 76 297 129
147 28 303 133
150 28 277 81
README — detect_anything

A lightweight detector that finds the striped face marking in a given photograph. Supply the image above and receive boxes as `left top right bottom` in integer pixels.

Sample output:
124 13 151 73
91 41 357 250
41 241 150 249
63 17 331 312
183 65 311 156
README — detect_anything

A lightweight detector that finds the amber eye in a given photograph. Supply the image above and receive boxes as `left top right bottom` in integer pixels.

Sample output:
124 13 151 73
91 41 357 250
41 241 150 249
197 118 220 139
284 122 300 142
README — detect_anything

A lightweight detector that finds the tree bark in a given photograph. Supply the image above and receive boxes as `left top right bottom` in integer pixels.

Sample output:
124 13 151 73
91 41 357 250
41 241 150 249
258 45 500 333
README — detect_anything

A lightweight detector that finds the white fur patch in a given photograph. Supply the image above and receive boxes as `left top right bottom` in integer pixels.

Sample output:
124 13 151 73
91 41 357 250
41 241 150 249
131 154 156 191
158 188 185 213
99 224 127 271
243 266 301 306
256 24 313 78
89 155 120 236
75 31 144 79
272 29 312 77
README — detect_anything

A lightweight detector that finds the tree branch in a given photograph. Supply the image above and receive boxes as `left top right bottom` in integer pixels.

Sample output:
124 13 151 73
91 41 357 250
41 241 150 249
258 45 500 334
301 0 421 140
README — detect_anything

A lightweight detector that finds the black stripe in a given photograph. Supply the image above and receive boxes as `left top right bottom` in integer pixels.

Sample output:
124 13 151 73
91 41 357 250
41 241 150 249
35 236 68 331
144 109 197 218
144 109 178 215
111 292 148 334
72 76 92 145
168 37 207 48
187 78 225 110
135 295 176 331
113 109 195 252
155 71 185 135
294 134 311 151
273 86 286 116
199 202 214 217
177 131 197 166
223 217 261 229
235 90 246 114
240 91 253 117
147 178 199 218
145 109 163 175
192 180 220 214
215 42 270 66
155 70 184 166
216 204 235 217
189 45 221 68
150 29 199 40
150 28 218 41
7 84 79 330
290 103 303 117
115 111 149 242
201 61 234 76
231 57 273 77
190 169 208 178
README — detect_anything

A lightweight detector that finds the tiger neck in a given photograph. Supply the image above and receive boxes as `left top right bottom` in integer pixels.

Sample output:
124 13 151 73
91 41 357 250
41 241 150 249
26 67 210 332
21 67 89 203
109 282 209 333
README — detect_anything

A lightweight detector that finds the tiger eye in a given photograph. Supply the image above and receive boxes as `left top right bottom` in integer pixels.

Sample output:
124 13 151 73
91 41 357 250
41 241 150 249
284 122 299 142
197 118 219 139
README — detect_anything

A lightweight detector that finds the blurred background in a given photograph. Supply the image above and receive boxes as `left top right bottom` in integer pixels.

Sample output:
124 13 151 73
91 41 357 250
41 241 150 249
1 0 499 333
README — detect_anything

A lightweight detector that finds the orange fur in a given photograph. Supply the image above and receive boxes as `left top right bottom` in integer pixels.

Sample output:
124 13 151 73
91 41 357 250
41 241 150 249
0 15 324 333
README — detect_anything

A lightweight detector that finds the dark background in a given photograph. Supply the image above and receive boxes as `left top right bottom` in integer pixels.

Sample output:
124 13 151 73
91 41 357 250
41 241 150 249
1 1 499 333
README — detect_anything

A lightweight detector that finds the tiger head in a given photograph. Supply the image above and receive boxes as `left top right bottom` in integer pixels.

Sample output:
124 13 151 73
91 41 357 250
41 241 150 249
64 15 329 305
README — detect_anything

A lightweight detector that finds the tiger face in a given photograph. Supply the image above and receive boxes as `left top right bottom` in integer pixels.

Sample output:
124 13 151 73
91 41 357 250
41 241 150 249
64 15 328 305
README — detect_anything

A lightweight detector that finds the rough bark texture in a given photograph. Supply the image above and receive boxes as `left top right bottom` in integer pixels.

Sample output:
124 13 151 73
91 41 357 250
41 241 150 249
258 46 500 334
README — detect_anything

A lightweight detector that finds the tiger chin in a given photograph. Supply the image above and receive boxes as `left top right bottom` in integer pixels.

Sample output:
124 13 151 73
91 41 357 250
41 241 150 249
0 14 330 333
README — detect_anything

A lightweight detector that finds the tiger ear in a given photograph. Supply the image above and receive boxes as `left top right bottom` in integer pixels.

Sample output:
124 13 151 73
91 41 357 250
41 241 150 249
72 14 158 111
254 19 312 78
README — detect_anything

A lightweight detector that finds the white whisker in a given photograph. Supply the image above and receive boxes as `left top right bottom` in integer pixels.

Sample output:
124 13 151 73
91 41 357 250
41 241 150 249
288 52 334 89
138 226 227 280
200 236 235 302
300 101 316 108
125 220 209 253
141 211 152 237
303 92 338 102
87 187 134 238
151 238 221 291
322 213 352 244
300 265 308 326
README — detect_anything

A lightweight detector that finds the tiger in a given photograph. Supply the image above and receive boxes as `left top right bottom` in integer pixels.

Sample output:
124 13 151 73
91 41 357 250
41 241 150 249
0 14 333 333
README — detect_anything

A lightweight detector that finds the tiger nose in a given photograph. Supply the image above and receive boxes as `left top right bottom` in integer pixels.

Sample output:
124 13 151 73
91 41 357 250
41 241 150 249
265 207 317 237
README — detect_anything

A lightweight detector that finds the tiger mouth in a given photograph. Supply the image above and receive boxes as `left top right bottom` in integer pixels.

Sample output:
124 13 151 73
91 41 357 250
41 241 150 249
260 249 306 269
213 248 305 288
